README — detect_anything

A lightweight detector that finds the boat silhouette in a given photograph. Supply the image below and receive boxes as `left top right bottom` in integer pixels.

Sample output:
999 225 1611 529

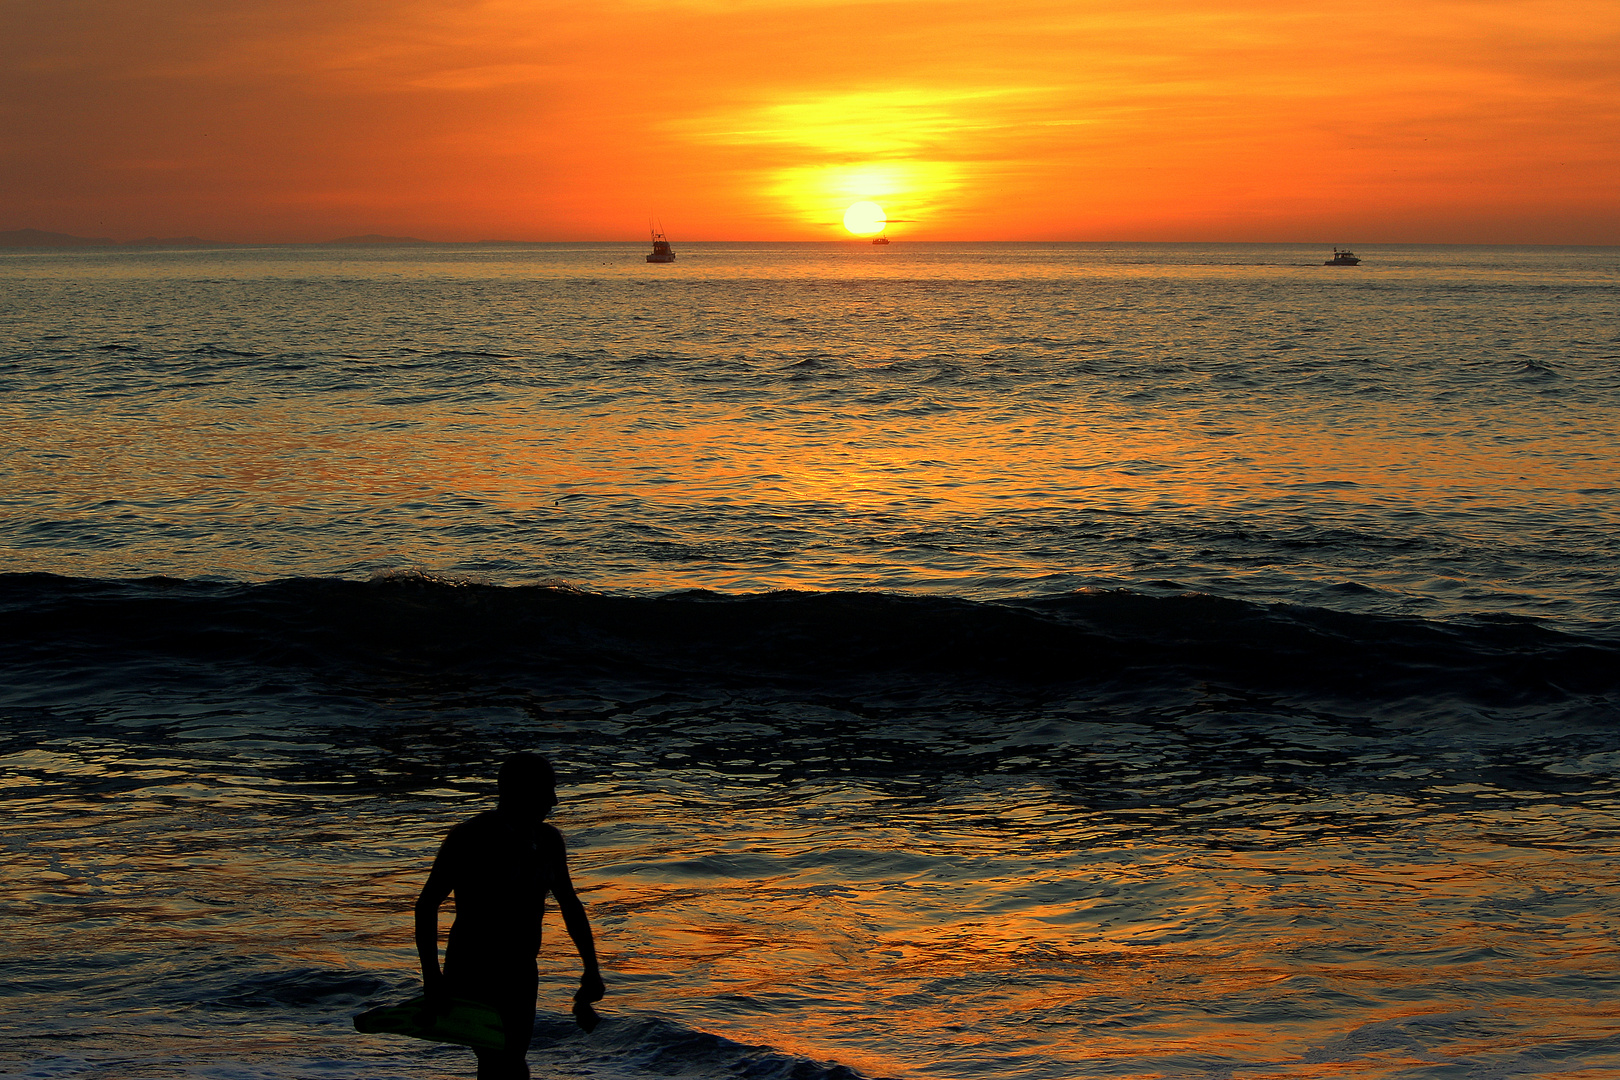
646 227 675 263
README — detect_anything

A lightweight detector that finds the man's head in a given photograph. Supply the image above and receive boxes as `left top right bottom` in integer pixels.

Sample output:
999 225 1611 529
498 752 558 821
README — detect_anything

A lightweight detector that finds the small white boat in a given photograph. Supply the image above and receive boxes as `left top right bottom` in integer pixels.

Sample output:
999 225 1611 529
1325 248 1361 266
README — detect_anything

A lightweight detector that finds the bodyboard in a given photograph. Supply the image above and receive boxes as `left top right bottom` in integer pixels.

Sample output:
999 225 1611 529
354 995 504 1050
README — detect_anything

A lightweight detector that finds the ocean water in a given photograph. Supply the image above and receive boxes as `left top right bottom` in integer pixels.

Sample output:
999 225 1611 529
2 241 1618 1079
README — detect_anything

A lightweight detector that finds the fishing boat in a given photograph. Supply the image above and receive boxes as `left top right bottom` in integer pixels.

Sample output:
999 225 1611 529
871 236 890 245
646 228 675 263
1324 248 1361 266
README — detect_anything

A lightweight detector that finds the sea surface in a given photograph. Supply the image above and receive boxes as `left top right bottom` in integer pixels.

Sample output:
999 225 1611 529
2 241 1618 1079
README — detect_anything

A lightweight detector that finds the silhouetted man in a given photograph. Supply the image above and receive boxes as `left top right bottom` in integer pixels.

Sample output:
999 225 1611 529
416 753 605 1079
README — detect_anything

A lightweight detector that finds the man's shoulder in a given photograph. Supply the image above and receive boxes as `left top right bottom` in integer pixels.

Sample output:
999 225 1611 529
443 810 502 847
444 812 563 848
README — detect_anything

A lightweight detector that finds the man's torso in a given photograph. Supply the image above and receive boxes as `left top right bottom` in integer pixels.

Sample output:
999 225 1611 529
441 810 559 958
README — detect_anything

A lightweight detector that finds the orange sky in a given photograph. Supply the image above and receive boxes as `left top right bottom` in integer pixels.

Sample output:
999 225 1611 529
3 0 1616 243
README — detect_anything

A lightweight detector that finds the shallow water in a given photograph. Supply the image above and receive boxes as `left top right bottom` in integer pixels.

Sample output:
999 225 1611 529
2 242 1618 1079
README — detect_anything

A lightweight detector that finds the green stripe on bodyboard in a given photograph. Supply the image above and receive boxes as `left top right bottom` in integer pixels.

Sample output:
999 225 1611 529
354 995 504 1050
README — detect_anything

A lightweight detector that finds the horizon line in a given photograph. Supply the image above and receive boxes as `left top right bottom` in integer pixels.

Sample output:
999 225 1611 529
3 229 1617 250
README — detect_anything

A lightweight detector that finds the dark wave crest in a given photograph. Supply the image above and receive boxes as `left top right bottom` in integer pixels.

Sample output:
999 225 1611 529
534 1014 877 1080
2 573 1613 715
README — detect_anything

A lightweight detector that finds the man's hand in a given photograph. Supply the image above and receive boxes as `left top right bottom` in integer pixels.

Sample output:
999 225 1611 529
574 970 605 1004
573 971 604 1033
572 1000 602 1033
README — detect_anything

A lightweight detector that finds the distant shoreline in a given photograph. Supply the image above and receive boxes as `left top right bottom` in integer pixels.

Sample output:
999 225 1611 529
0 228 495 249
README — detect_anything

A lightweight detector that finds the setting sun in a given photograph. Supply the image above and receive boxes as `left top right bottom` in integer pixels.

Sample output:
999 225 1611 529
842 201 886 236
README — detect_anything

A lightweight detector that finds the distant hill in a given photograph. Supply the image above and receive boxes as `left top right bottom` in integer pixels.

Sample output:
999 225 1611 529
124 236 219 247
0 228 116 247
328 234 436 245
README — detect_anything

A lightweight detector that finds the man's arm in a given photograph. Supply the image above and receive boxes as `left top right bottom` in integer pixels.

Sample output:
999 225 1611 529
414 842 454 998
547 829 604 1003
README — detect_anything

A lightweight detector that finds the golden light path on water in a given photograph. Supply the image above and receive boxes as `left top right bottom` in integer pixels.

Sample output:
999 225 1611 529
7 371 1613 610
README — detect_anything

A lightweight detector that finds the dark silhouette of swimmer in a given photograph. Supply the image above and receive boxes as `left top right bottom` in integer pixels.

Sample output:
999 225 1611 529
416 753 605 1079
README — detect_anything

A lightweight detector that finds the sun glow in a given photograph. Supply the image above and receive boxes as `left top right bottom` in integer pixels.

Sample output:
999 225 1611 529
758 161 954 238
843 201 886 236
